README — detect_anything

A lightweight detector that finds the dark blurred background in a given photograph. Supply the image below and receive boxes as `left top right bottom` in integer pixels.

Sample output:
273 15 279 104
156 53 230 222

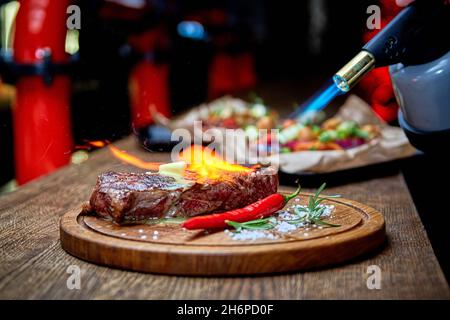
0 0 372 188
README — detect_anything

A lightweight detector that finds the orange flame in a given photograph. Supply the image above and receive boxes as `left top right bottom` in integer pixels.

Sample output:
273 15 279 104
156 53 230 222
88 140 107 148
179 145 251 181
75 140 108 150
108 145 162 171
107 141 250 181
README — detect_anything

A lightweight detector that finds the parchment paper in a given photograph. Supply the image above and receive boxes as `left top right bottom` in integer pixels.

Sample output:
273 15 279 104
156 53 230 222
154 95 417 174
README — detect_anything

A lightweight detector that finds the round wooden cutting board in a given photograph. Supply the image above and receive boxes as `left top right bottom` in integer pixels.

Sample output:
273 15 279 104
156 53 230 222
60 193 386 275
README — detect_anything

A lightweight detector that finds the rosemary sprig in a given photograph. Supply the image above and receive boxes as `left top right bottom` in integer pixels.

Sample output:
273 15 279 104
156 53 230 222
313 219 341 228
226 218 276 231
286 183 341 228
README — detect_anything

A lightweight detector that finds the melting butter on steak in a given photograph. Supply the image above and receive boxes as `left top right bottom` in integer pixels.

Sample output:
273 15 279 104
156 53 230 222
86 168 278 223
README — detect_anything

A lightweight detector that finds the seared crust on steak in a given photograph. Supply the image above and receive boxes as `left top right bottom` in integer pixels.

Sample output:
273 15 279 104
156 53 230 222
86 168 278 223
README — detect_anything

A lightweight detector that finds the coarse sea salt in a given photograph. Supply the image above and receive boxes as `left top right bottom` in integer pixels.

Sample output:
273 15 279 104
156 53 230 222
275 221 297 233
230 230 278 241
292 204 335 217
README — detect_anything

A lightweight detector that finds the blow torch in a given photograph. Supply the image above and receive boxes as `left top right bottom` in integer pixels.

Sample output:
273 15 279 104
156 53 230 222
291 0 449 133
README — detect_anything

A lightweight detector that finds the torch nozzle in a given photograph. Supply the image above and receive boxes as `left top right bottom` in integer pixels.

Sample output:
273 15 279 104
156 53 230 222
288 51 375 120
333 50 375 92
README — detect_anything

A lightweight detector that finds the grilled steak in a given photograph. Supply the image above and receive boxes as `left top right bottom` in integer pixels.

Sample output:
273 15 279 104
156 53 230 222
86 167 278 223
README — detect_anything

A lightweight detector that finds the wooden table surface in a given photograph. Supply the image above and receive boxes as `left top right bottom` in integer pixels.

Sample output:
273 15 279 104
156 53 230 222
0 136 448 299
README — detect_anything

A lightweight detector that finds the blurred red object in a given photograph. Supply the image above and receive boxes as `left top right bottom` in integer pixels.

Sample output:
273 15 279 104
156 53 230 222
208 52 257 99
189 8 256 99
14 0 69 64
357 0 401 122
128 29 171 129
129 60 171 129
14 76 72 185
13 0 72 184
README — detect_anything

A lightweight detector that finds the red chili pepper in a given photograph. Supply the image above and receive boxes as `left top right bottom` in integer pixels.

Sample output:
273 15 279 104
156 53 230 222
181 185 301 230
